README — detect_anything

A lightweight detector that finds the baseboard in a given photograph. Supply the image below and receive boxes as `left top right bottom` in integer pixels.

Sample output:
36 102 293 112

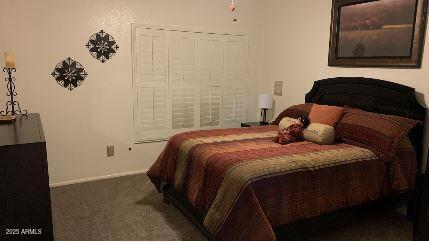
49 169 149 187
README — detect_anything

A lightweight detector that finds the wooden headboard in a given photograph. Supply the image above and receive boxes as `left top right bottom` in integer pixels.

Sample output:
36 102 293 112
305 77 427 173
306 77 426 121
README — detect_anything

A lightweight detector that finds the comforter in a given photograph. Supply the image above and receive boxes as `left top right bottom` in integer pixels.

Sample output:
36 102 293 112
147 125 415 240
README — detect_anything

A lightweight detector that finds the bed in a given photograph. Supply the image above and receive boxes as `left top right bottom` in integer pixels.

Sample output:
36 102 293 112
147 77 426 240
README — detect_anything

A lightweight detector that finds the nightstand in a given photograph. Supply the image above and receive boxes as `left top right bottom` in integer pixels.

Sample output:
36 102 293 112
241 122 268 127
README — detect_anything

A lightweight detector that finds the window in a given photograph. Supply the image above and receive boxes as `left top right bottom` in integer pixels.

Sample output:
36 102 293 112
132 25 248 142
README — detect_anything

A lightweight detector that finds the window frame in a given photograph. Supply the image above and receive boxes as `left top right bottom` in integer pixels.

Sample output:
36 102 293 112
131 24 250 143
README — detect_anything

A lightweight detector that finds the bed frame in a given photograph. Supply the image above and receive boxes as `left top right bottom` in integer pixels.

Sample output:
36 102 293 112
162 77 427 240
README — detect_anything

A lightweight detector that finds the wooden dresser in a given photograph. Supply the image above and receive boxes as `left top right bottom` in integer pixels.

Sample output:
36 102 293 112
0 114 54 240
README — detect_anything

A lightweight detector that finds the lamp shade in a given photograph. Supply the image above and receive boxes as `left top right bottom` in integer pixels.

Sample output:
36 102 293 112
258 94 273 109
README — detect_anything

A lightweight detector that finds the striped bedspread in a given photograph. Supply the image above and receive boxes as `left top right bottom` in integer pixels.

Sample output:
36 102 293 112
147 125 415 240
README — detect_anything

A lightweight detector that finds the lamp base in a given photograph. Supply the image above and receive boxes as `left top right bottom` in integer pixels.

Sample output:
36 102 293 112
260 108 269 125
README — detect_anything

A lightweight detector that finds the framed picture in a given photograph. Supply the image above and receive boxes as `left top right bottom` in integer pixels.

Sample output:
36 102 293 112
328 0 428 68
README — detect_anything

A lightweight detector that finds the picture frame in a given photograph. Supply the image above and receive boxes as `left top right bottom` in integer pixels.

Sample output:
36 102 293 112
328 0 428 68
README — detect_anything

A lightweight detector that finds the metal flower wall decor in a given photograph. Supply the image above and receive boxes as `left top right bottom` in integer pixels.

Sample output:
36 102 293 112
51 57 88 91
86 30 119 63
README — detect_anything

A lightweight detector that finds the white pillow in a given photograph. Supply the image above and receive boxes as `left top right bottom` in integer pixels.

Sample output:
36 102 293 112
303 123 335 145
279 117 300 130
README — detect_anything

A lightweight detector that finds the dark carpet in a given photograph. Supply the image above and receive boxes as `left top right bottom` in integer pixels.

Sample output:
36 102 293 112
51 174 413 240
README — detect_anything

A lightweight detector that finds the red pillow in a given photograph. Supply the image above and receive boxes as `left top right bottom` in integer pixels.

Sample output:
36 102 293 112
272 103 313 125
274 123 303 145
336 108 421 160
309 104 344 127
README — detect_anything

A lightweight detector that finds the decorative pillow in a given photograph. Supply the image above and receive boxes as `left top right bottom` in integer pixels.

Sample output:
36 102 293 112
272 103 313 125
279 117 300 130
274 123 303 145
303 123 335 145
336 108 421 160
309 104 344 127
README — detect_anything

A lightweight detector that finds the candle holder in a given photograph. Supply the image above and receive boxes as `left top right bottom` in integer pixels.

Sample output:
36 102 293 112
1 67 27 117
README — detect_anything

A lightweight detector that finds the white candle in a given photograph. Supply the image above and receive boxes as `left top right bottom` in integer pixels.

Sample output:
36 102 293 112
4 52 15 68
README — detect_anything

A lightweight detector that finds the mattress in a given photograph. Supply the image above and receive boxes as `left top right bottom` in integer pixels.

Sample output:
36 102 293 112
147 125 416 240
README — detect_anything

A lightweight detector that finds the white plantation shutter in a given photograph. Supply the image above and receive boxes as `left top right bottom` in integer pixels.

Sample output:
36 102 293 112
223 87 245 125
134 28 169 141
198 34 223 85
171 88 194 129
139 87 168 130
200 86 221 127
222 35 248 126
133 26 249 142
223 36 247 85
198 34 223 128
138 32 167 84
169 32 197 132
169 32 196 86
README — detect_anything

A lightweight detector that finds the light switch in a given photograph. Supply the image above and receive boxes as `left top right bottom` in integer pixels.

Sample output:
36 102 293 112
107 145 114 157
274 81 283 96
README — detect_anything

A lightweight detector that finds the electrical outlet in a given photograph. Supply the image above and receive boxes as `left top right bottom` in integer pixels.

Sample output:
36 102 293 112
107 145 114 157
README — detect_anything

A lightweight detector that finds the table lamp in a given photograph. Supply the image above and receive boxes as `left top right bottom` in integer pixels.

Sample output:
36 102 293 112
258 94 273 125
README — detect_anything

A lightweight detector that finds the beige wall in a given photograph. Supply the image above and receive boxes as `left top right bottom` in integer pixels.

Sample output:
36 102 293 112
250 0 429 170
0 0 258 185
1 0 427 185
